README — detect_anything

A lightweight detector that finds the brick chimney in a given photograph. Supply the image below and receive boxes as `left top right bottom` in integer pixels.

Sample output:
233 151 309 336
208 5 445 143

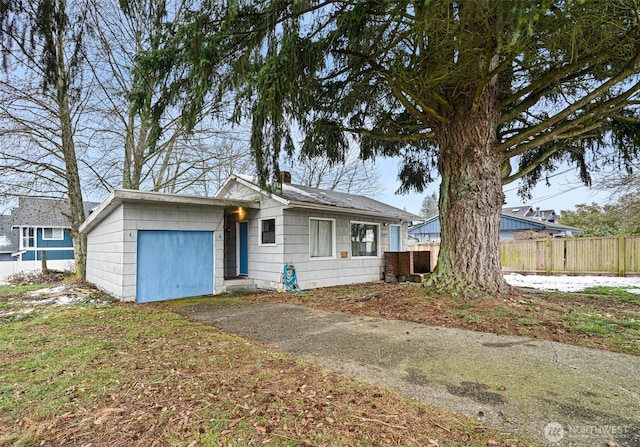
280 171 292 184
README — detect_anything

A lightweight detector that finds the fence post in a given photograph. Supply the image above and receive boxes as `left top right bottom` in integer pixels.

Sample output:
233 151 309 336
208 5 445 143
545 236 552 275
618 234 626 277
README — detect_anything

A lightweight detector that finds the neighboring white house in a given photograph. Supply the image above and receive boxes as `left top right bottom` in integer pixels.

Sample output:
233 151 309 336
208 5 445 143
80 174 420 303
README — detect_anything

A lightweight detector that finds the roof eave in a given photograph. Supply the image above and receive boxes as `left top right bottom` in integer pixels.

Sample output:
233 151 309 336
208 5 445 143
11 224 70 230
285 201 416 221
215 174 290 206
79 189 259 234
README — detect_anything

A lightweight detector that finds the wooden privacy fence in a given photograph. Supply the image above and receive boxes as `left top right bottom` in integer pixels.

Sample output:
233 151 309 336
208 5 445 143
409 235 640 276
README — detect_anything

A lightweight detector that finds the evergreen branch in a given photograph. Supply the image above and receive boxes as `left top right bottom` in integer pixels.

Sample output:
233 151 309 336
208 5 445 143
500 47 640 153
343 126 435 143
611 113 640 124
331 45 447 126
500 30 637 123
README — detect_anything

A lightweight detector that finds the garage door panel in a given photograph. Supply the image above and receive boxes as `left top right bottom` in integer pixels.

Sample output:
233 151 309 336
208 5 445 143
137 230 213 303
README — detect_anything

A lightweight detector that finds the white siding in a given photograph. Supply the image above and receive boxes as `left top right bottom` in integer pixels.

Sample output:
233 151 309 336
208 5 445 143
86 204 126 299
218 178 413 291
86 201 226 302
217 180 262 202
246 196 286 289
281 209 397 290
218 181 287 289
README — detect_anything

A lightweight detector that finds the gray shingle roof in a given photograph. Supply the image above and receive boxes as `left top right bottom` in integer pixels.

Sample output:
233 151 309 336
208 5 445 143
281 183 420 220
234 174 420 221
10 197 100 228
0 215 19 253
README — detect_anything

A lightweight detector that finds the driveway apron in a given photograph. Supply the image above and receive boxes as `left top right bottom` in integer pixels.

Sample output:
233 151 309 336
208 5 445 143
176 300 640 447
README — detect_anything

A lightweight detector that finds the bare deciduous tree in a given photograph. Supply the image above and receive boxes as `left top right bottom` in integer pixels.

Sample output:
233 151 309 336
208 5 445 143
0 0 92 278
86 0 252 195
285 145 383 195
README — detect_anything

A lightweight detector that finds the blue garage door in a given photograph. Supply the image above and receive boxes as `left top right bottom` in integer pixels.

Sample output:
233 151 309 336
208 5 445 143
136 230 214 303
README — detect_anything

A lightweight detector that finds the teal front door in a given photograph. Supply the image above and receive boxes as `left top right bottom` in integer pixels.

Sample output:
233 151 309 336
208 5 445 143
238 221 249 275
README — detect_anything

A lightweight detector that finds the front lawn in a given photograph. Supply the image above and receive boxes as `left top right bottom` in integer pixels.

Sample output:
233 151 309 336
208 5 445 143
0 284 538 447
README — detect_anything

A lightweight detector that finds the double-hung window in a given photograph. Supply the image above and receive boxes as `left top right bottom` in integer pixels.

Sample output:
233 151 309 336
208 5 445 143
309 218 335 258
351 222 379 257
21 228 35 249
42 228 64 240
260 218 276 245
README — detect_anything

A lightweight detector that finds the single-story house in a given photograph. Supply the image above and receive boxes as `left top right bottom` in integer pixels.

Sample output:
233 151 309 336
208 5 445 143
80 173 420 303
2 197 99 262
409 206 583 242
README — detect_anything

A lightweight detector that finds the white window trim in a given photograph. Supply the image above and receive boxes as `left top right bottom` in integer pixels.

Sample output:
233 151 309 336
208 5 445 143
350 221 380 258
20 227 36 250
309 217 336 260
258 218 277 246
42 227 64 241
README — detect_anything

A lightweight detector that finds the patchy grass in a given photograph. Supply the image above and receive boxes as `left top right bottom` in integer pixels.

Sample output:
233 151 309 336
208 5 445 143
0 293 539 446
0 283 50 298
580 285 640 304
4 278 638 446
249 281 640 356
567 314 618 335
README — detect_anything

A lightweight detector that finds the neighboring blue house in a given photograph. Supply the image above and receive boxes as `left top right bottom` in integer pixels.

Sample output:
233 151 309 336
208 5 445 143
1 197 99 262
409 206 583 242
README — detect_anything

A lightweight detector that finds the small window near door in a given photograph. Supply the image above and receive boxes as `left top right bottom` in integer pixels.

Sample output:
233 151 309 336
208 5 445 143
42 228 64 240
260 218 276 245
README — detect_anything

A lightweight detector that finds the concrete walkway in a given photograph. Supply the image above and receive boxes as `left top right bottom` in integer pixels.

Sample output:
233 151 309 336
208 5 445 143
175 300 640 446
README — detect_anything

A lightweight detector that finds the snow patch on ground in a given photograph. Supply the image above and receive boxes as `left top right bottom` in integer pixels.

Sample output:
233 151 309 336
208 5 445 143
26 285 69 296
505 273 640 293
6 284 89 311
19 295 84 306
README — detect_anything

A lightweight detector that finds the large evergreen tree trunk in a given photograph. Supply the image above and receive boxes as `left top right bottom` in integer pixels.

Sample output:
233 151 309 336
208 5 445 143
430 83 511 297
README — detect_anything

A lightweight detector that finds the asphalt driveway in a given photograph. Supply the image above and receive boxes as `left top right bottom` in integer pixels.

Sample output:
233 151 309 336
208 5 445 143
174 299 640 447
